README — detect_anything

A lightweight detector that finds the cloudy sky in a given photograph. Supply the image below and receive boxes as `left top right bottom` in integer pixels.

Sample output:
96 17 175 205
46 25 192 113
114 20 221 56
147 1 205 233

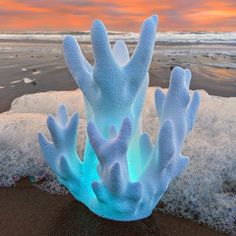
0 0 235 32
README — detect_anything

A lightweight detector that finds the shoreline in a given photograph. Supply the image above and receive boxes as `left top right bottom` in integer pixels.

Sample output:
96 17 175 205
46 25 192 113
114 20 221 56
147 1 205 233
0 38 235 235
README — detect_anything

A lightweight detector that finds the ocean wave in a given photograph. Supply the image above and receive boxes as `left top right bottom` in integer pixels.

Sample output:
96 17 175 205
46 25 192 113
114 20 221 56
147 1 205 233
0 32 236 44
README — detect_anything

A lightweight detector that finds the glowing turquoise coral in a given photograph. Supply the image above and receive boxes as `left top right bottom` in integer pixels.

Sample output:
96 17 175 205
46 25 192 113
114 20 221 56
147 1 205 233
38 15 200 221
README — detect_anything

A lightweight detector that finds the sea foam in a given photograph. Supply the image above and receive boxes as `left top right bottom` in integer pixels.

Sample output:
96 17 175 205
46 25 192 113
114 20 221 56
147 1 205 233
0 88 235 234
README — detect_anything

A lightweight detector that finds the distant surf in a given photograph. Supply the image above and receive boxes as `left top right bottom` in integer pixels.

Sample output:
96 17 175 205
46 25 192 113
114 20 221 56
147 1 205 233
0 32 236 44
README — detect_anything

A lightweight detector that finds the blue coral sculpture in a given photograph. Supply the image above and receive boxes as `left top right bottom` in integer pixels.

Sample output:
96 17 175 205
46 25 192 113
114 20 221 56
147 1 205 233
38 15 200 221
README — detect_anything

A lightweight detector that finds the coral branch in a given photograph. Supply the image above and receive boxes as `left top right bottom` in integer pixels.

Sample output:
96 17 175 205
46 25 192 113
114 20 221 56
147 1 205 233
39 16 200 221
88 118 143 215
139 67 200 206
38 105 82 181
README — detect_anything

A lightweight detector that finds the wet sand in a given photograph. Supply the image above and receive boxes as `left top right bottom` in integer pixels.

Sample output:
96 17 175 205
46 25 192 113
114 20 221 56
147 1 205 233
0 41 235 112
0 179 227 236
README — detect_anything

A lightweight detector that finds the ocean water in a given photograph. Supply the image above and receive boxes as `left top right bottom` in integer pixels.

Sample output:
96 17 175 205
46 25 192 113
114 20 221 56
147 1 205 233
0 32 236 44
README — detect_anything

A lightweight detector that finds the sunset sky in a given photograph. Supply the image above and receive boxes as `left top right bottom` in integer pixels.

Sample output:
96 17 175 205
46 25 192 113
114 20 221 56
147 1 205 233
0 0 235 32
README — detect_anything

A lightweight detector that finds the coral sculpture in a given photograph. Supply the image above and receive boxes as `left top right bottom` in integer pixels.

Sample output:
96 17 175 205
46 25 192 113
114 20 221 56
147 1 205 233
38 15 200 221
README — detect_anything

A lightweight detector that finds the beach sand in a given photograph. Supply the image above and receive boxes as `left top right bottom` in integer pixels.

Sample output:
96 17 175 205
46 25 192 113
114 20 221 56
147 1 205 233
0 179 226 236
0 41 235 113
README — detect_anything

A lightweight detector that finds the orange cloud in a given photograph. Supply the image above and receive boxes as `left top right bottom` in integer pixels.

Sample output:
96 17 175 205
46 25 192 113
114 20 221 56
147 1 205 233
0 0 235 31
